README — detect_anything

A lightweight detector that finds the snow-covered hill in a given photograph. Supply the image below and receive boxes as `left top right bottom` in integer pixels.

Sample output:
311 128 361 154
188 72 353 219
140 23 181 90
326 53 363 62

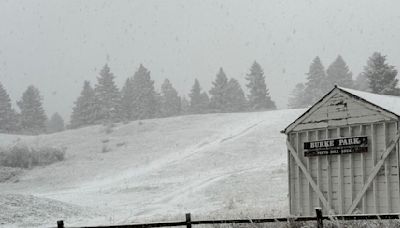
0 109 304 227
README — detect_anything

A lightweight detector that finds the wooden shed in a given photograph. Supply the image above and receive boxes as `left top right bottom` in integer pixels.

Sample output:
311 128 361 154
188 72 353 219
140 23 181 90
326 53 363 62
282 85 400 216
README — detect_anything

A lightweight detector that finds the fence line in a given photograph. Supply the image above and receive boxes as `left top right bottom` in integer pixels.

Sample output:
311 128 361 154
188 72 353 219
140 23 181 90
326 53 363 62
56 209 400 228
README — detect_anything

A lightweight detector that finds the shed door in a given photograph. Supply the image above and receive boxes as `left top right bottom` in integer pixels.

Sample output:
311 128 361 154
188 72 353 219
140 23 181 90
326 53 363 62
288 122 400 216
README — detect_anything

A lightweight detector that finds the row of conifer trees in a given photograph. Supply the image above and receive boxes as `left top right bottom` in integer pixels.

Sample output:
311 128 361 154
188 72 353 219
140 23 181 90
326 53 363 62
0 61 276 134
70 61 276 129
0 84 63 135
288 52 399 108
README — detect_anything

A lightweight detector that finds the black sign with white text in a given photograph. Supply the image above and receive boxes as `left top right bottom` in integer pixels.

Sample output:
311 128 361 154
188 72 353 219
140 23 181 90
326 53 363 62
304 136 368 157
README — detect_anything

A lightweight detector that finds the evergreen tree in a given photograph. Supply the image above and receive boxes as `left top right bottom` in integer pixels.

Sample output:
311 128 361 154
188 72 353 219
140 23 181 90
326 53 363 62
120 78 135 120
70 81 96 128
0 82 18 133
189 79 209 114
288 83 308 109
127 64 158 120
199 92 210 113
154 92 163 118
47 112 64 133
326 55 353 89
209 68 229 112
353 73 371 92
180 96 190 115
17 85 47 135
245 61 276 110
160 79 181 117
304 57 327 104
225 78 247 112
362 52 399 95
93 64 121 123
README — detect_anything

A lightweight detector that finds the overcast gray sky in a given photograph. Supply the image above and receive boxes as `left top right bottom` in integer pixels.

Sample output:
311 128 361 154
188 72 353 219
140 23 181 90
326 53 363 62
0 0 399 120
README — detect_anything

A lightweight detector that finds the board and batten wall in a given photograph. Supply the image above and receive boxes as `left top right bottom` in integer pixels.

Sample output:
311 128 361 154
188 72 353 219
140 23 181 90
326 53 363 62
286 91 400 216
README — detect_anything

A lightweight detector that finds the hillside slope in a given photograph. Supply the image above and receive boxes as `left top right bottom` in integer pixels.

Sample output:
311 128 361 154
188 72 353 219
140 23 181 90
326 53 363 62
0 109 304 227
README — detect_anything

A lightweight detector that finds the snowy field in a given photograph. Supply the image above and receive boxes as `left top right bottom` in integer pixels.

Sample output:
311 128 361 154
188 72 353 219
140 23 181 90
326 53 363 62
0 109 304 227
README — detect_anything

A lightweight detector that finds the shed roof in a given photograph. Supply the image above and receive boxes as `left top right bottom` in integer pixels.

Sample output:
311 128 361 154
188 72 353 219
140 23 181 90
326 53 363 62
282 86 400 134
338 87 400 116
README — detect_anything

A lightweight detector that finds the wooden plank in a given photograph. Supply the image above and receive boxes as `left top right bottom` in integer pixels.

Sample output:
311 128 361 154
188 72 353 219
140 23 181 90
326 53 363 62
384 123 391 212
346 132 400 214
288 134 295 215
316 131 322 209
326 128 333 213
296 132 302 215
397 122 400 210
286 140 334 215
306 131 312 215
371 123 377 213
337 128 344 214
349 126 354 207
287 146 293 214
360 125 366 213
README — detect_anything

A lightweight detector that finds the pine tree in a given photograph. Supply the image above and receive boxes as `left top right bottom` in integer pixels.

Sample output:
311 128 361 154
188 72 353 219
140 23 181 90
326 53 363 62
180 96 190 115
304 57 327 104
160 79 181 117
189 79 209 114
47 112 64 133
70 81 96 128
154 92 163 118
120 78 135 120
245 61 276 110
225 78 247 112
288 83 308 109
209 68 229 112
127 64 158 120
17 85 47 135
93 64 121 123
326 55 353 89
0 82 18 133
199 92 210 113
362 52 399 95
353 73 371 92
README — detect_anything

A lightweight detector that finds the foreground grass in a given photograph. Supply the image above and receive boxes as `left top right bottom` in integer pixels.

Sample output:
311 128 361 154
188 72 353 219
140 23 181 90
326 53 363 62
205 219 400 228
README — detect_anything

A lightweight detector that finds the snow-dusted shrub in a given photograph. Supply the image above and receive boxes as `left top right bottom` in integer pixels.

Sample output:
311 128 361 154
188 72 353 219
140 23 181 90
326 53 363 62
0 145 65 169
0 145 31 168
30 146 66 166
0 167 22 182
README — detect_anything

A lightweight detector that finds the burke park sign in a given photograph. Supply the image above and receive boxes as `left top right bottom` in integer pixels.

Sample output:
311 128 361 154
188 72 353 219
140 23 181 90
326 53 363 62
304 136 368 157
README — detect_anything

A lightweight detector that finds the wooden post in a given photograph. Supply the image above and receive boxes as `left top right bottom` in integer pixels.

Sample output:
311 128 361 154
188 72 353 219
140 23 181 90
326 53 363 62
57 220 64 228
185 213 192 228
315 208 323 228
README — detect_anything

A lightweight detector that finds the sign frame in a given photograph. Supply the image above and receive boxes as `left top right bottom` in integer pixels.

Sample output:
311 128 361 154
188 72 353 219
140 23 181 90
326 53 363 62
303 136 368 157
